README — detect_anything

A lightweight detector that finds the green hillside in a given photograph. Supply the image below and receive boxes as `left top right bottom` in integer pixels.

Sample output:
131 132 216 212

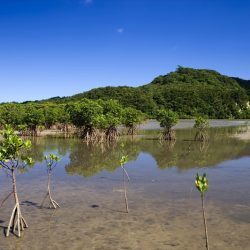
58 66 249 118
233 77 250 96
1 66 250 119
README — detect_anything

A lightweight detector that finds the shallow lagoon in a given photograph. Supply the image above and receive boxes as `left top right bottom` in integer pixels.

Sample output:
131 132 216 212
1 123 250 249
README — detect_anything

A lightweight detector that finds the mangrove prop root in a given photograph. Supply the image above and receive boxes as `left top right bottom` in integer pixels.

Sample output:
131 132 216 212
40 192 60 209
5 170 28 237
195 131 209 142
40 172 60 209
160 128 176 141
127 125 137 136
106 126 119 141
6 203 28 237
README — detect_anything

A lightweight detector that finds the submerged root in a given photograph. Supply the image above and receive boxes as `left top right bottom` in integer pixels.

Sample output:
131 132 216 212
195 131 209 142
6 203 28 237
40 192 60 209
105 126 119 141
80 127 101 142
127 125 137 136
159 128 176 141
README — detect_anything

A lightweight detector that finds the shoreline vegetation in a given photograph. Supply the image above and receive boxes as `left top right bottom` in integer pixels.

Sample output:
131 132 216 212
10 119 249 137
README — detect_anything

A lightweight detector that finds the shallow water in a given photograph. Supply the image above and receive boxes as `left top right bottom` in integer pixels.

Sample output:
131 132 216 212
1 126 250 249
139 119 247 130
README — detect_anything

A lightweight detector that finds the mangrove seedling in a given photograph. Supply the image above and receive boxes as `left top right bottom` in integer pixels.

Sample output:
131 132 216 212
194 117 209 141
195 173 209 250
0 125 33 237
41 154 61 209
120 144 130 213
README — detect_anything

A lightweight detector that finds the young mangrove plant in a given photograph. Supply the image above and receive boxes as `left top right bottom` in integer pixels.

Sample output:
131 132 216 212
194 116 209 141
156 109 179 140
0 125 33 237
195 173 209 250
120 144 130 213
40 154 61 209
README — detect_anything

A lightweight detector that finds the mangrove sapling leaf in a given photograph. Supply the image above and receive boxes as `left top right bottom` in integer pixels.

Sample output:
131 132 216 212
120 155 130 182
195 173 210 250
40 154 61 209
0 124 34 237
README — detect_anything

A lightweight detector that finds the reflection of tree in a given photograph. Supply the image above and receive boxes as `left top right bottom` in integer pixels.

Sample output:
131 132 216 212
25 126 250 178
65 127 250 176
65 140 140 177
141 129 250 169
146 140 178 169
28 137 70 162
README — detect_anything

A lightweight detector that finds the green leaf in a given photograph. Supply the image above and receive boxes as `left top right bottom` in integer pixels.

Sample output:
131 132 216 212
195 173 208 194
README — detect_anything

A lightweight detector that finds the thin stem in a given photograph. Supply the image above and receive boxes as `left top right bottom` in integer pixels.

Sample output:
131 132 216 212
123 168 129 213
121 165 130 182
40 171 59 209
201 194 209 250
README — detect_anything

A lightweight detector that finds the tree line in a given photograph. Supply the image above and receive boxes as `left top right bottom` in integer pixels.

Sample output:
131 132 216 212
0 99 145 140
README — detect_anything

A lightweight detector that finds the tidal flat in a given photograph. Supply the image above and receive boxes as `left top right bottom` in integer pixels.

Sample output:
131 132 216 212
1 124 250 249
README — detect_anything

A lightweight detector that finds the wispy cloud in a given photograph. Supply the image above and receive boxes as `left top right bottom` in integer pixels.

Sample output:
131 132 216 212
117 28 124 34
80 0 93 5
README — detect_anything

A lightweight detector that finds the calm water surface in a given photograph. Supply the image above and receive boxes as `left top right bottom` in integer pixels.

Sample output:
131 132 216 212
1 125 250 250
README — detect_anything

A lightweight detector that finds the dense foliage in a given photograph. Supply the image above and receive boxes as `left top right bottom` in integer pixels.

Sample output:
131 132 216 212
122 107 144 135
156 109 179 140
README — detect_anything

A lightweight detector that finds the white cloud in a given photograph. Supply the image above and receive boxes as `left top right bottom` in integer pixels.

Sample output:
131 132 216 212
117 28 124 34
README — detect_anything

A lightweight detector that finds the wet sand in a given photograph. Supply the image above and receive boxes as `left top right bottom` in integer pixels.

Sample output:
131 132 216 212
1 162 250 250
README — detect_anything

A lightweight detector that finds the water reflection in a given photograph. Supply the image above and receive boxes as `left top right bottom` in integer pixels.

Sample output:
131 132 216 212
26 127 250 177
65 140 140 177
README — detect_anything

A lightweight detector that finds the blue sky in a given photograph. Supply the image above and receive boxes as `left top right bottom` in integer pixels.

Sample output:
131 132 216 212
0 0 250 102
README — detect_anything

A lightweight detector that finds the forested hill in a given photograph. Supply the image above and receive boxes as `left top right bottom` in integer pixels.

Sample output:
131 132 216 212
150 67 242 88
3 67 250 119
45 66 248 118
232 77 250 96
